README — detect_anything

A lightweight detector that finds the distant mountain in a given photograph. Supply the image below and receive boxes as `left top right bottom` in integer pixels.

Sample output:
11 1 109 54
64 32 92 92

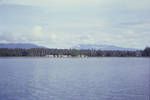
0 43 44 49
73 44 138 51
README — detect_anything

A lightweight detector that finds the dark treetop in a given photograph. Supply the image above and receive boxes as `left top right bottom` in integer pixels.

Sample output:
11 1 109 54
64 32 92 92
0 47 149 57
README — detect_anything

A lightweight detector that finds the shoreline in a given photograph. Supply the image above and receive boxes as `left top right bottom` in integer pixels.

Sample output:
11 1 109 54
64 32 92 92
0 56 149 58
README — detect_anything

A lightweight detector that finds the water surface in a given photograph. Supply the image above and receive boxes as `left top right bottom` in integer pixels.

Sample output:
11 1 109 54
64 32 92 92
0 57 149 100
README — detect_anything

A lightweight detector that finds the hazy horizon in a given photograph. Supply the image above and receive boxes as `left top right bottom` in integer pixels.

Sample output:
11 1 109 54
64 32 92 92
0 0 150 49
0 43 143 50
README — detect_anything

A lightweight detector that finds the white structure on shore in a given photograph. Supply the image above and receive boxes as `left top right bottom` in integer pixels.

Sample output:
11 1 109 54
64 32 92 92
45 54 87 58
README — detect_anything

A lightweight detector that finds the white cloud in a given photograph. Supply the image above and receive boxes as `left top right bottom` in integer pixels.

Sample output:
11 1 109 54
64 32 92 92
32 25 44 38
1 0 150 10
0 0 150 49
0 29 149 49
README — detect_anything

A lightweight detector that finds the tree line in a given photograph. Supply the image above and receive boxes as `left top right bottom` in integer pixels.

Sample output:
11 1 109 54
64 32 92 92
0 47 150 57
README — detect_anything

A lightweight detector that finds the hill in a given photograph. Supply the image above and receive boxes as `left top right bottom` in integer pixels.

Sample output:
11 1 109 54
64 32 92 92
0 43 43 49
73 44 138 51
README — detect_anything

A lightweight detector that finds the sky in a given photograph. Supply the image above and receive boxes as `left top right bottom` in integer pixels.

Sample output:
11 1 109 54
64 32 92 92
0 0 150 49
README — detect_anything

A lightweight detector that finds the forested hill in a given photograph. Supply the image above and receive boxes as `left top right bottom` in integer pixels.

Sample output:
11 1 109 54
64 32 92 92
0 47 149 57
0 43 44 49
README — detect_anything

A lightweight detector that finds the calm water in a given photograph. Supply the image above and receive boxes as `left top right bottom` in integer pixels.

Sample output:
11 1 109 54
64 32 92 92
0 57 149 100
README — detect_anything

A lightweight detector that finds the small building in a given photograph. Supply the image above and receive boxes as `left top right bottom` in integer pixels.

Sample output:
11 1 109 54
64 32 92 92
45 55 54 58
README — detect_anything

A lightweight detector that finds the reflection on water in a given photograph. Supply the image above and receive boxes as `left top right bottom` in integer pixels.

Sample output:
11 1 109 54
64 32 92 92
0 58 149 100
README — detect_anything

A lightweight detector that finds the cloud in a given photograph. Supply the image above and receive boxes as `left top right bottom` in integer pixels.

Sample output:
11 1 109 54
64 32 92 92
32 25 44 38
1 0 150 10
0 0 150 49
0 28 149 49
0 32 28 43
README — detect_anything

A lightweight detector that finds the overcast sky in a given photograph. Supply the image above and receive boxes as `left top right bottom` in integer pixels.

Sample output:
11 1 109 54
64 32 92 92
0 0 150 49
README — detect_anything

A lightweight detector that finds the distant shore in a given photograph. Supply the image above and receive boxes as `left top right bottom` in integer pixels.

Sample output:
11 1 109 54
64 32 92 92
0 47 149 57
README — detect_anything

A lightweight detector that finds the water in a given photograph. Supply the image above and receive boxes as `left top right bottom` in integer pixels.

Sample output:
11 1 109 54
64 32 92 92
0 57 149 100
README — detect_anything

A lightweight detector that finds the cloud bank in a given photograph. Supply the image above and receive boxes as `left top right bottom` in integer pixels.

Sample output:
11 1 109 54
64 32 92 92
0 0 150 49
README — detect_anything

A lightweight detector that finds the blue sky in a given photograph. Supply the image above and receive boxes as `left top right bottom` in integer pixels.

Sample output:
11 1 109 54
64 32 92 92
0 0 150 49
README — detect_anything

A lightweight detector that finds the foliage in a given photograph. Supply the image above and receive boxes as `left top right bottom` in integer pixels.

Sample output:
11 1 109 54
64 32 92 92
0 47 149 57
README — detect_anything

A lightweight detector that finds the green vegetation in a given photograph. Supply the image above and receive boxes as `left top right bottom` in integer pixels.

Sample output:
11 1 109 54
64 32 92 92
0 47 149 57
